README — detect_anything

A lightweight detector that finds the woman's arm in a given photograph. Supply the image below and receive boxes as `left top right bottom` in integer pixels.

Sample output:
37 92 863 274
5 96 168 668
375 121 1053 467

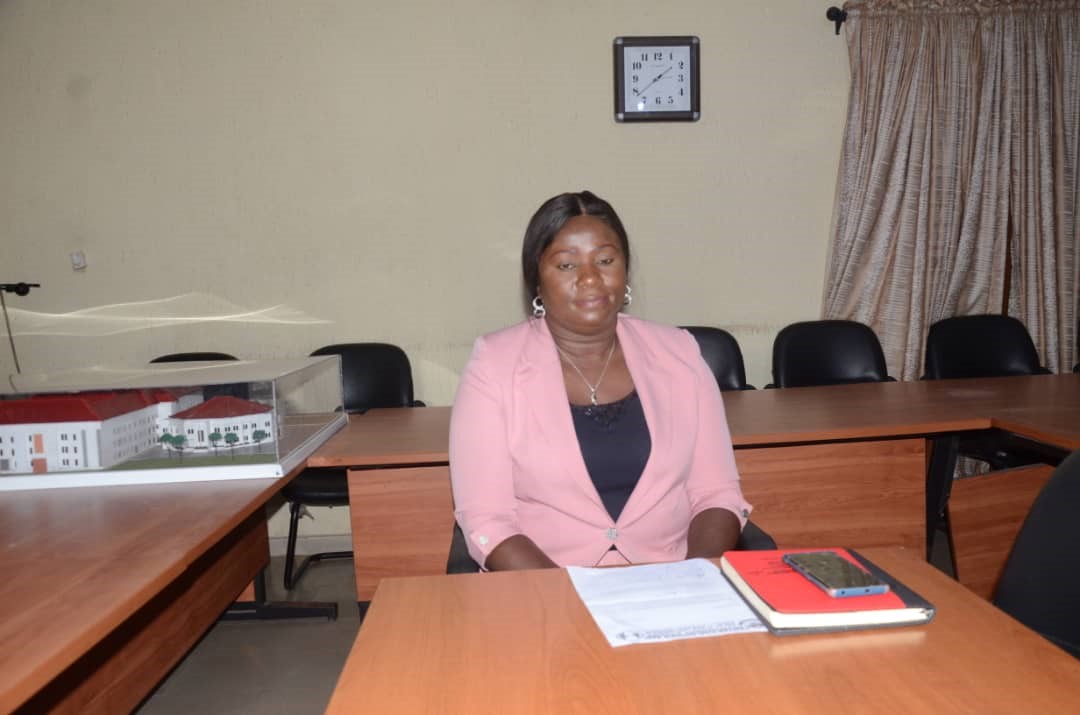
685 507 742 558
451 335 554 570
681 329 753 541
484 534 558 571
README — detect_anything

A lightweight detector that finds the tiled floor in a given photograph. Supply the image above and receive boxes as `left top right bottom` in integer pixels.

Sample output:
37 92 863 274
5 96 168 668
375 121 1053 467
136 557 363 715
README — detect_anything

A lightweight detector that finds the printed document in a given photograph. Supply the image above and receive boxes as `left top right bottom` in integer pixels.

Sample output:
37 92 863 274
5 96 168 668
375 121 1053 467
567 558 766 647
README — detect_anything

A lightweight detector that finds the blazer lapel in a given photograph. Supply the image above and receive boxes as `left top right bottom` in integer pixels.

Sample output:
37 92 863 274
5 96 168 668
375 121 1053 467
616 316 675 526
514 319 607 513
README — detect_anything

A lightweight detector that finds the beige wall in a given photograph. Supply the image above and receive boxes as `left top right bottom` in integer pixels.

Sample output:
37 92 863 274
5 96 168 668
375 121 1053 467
0 1 849 539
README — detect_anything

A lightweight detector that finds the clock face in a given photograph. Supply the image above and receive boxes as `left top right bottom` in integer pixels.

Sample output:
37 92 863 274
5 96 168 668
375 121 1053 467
613 37 699 122
622 45 693 113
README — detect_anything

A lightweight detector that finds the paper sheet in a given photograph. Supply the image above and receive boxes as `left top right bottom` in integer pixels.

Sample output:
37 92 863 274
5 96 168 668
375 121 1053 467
567 558 766 647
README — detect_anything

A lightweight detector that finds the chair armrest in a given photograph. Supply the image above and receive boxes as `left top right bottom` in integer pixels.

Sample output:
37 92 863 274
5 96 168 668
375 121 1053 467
735 520 777 550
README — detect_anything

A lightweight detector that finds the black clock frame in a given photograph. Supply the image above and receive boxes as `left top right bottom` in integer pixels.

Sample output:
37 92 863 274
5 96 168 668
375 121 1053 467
613 36 700 123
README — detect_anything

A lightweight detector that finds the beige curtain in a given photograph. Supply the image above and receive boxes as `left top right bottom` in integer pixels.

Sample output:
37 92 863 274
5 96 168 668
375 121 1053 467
824 0 1080 378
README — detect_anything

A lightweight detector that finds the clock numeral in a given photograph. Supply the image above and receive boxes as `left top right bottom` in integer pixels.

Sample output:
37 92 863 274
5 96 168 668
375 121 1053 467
653 52 663 60
640 52 648 61
679 61 685 69
677 74 684 82
680 88 685 96
632 61 642 70
632 74 639 83
655 96 662 105
632 88 640 96
667 96 674 104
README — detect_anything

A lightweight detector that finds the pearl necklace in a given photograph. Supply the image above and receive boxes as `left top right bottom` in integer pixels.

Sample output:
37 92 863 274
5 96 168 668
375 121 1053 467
555 339 618 406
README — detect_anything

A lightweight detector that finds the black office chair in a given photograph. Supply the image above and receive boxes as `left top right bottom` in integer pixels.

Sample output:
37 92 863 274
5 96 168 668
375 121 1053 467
993 448 1080 658
681 326 755 391
922 315 1063 563
150 352 237 363
923 315 1050 380
148 351 247 398
767 320 893 388
283 343 423 590
444 520 777 574
923 315 1057 472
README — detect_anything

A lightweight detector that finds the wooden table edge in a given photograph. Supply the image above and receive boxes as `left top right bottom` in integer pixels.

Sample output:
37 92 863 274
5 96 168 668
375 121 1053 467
2 464 301 713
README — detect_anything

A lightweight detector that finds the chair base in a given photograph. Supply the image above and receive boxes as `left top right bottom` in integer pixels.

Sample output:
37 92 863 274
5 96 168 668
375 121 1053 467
284 550 353 591
283 498 353 590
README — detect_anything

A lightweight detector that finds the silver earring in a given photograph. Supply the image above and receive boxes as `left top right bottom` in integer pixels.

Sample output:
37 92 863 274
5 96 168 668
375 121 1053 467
623 284 632 307
532 295 546 318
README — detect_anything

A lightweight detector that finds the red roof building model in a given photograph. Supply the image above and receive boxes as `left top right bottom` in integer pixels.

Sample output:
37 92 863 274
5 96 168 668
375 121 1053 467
170 396 272 420
0 389 187 425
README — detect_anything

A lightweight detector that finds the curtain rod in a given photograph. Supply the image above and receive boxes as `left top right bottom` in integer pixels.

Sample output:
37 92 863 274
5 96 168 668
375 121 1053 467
826 6 847 35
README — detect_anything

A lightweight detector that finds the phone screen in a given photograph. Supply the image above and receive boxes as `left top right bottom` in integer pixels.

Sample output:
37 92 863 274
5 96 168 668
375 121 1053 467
783 551 890 597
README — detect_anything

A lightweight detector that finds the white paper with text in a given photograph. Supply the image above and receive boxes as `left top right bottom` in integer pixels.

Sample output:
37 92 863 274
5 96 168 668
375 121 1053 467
567 558 766 647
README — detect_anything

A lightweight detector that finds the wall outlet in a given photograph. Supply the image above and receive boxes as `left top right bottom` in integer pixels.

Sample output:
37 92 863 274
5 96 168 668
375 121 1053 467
70 250 87 271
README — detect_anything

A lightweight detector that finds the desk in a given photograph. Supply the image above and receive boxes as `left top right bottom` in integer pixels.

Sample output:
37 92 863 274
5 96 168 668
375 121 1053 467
307 374 1080 600
0 471 296 714
324 547 1080 714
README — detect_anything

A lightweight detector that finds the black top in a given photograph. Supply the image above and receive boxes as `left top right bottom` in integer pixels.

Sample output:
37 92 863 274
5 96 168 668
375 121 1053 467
569 391 652 522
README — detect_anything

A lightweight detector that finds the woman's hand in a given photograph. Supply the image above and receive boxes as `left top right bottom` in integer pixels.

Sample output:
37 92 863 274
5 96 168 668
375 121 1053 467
484 534 559 571
685 507 742 559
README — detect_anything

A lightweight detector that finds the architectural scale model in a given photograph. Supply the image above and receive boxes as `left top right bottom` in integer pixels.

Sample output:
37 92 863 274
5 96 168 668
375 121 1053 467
0 389 276 475
0 356 345 491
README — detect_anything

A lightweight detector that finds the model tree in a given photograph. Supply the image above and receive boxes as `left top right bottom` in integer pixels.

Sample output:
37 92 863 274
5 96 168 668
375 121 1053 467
224 431 239 455
252 429 268 453
172 434 187 462
158 432 174 458
208 430 223 452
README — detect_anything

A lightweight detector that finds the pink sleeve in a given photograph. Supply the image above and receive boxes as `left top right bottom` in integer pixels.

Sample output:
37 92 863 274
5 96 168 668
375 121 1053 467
682 331 752 526
448 337 524 567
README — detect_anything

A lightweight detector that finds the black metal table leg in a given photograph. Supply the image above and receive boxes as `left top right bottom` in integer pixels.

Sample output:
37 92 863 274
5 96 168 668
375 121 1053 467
222 568 338 621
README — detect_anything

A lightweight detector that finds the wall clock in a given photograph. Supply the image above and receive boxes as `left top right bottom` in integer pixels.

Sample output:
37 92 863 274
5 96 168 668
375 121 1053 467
613 36 700 122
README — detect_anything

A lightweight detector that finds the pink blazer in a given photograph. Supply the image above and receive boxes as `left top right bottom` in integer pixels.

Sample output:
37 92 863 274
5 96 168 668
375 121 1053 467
449 314 751 568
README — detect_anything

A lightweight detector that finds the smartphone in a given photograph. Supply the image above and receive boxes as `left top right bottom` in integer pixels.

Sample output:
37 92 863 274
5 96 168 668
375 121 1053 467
782 551 891 598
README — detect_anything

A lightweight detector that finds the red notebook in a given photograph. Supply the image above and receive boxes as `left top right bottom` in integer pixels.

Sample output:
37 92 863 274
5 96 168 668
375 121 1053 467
719 548 935 634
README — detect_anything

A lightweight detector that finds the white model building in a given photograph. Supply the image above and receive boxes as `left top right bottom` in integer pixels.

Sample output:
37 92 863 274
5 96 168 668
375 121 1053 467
0 389 203 474
164 396 276 451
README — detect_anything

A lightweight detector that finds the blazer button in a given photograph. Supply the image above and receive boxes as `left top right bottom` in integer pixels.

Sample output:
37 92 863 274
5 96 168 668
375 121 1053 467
606 527 617 541
477 535 489 546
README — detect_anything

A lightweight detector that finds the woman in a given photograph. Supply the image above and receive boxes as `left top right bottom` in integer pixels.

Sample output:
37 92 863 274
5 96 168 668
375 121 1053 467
449 191 750 571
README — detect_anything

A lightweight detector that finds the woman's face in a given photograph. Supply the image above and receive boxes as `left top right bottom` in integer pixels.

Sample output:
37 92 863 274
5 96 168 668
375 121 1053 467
537 215 627 337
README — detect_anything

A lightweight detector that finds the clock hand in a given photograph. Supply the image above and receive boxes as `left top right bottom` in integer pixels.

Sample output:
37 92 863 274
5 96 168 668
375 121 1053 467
635 66 673 98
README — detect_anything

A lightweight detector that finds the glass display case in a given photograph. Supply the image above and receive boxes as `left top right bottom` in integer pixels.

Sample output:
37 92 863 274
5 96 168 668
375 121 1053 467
0 357 346 491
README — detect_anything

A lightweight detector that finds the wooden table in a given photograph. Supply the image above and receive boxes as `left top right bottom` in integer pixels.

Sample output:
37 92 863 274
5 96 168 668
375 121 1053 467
307 374 1080 600
0 472 294 714
324 547 1080 714
3 376 1077 713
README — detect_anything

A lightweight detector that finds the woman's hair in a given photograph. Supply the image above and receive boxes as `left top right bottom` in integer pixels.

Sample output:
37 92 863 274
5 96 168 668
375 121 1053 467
520 191 631 305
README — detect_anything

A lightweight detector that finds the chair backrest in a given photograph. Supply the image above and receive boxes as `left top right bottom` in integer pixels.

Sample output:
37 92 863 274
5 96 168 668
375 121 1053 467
770 320 891 388
924 315 1045 379
150 352 237 362
311 343 416 413
149 352 246 398
680 326 754 391
993 449 1080 658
